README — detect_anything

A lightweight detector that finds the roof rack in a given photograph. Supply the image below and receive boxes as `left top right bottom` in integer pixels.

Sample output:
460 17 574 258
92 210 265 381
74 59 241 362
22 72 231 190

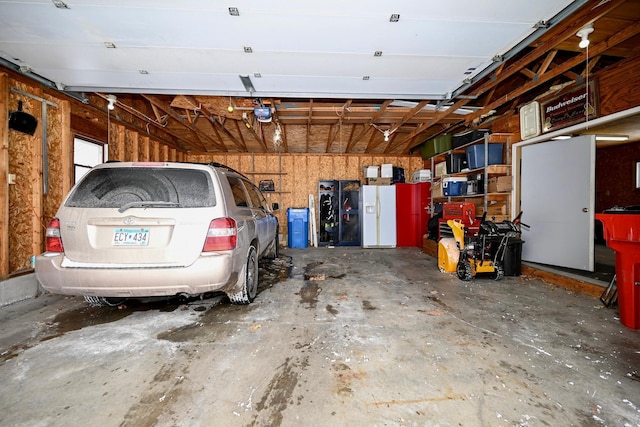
207 162 248 179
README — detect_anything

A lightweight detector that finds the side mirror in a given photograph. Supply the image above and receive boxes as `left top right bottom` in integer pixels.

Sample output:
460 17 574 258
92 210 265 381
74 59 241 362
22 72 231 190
271 203 280 211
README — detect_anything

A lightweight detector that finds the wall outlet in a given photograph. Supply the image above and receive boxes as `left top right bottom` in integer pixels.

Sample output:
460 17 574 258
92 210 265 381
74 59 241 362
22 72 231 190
8 174 16 185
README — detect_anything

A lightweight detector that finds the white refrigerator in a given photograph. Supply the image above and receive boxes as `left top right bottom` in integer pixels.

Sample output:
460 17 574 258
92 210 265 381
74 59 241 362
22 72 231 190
360 185 397 248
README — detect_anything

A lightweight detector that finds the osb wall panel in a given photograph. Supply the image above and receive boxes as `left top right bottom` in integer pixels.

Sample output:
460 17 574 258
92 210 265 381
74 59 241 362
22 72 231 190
8 82 41 271
184 152 423 238
139 135 149 160
108 123 124 160
42 95 70 231
124 129 138 161
1 74 8 274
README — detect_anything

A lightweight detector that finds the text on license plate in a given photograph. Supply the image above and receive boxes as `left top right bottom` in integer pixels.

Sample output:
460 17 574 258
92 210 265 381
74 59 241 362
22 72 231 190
113 228 149 246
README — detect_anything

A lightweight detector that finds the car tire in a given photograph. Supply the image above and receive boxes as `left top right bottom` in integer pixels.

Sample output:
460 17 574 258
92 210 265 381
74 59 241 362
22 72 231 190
229 246 258 305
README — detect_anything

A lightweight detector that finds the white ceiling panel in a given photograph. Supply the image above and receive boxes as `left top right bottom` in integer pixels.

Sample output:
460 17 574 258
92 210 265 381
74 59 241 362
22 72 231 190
0 0 580 99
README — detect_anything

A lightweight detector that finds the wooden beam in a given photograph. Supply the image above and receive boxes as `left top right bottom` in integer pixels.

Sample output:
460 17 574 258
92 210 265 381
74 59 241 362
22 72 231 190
141 94 224 152
468 19 640 123
182 95 243 151
94 94 194 152
467 0 627 101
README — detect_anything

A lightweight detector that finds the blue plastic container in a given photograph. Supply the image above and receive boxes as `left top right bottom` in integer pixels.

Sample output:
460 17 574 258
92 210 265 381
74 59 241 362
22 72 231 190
287 208 309 248
465 143 504 169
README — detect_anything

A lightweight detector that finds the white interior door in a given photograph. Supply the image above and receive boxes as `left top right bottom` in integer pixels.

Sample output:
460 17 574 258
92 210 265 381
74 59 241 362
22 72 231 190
520 135 595 271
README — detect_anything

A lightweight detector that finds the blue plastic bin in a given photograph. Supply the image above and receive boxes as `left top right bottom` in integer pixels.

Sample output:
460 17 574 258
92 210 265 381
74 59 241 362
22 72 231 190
287 208 309 248
465 143 504 169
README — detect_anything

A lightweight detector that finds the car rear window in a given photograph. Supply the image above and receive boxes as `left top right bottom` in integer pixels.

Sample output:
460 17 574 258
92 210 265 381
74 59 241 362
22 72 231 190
65 167 215 208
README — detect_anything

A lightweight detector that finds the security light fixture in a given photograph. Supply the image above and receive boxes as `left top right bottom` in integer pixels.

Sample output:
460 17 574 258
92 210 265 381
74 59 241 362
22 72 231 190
362 76 370 80
228 7 239 16
104 42 116 49
577 24 594 49
390 14 400 22
374 51 382 57
139 70 149 74
243 46 253 53
254 73 262 78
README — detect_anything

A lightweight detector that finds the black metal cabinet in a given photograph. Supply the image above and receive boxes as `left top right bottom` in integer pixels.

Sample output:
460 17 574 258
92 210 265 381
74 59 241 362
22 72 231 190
318 180 360 246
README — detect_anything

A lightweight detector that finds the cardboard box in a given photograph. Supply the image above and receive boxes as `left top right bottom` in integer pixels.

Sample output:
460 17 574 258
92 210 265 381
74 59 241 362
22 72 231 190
476 201 507 216
486 214 509 222
435 161 447 177
487 176 512 193
381 164 393 178
432 181 443 197
367 177 391 185
366 166 379 178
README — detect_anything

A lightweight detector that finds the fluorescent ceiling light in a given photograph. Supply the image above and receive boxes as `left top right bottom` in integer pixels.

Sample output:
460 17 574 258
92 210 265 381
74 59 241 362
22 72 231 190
551 135 572 140
595 135 628 142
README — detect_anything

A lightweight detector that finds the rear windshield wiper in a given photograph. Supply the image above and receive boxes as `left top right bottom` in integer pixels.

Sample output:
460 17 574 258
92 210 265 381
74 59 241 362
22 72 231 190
118 201 180 213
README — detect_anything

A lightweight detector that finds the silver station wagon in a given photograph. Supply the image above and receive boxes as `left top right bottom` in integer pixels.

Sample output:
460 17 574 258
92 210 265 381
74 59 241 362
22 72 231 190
35 161 279 306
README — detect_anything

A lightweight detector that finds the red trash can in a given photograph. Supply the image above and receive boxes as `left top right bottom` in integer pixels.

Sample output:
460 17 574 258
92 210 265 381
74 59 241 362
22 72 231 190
596 209 640 330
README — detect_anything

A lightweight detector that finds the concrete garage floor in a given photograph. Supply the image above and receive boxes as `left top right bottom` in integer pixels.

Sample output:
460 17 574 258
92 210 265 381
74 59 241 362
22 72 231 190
0 247 639 427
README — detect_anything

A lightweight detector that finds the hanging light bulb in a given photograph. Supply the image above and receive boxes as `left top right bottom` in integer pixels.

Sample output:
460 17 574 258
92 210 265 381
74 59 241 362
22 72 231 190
106 94 117 111
384 130 390 142
227 97 234 113
577 24 594 49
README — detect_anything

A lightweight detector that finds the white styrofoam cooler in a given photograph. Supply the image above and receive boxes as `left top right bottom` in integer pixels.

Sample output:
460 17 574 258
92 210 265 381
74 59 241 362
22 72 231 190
412 169 432 182
366 166 379 178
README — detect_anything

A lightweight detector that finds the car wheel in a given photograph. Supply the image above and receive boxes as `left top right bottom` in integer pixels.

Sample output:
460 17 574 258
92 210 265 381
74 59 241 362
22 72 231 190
456 259 473 281
84 296 126 307
229 246 258 305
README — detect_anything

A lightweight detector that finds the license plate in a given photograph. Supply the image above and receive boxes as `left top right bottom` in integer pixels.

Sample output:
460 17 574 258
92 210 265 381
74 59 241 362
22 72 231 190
113 228 149 246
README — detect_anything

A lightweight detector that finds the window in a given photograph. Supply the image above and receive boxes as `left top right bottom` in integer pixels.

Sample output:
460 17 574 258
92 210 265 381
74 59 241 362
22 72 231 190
74 137 107 183
66 168 215 208
244 180 267 210
228 176 250 207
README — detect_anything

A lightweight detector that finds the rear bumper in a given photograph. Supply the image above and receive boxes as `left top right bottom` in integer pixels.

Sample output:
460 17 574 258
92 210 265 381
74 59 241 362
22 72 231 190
34 251 242 297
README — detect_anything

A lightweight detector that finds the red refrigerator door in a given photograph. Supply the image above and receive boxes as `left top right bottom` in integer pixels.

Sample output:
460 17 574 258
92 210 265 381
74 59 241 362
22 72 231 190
396 182 431 247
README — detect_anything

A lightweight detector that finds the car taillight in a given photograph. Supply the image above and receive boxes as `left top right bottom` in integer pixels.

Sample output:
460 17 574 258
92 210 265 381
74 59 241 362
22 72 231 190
45 218 64 252
203 217 237 251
